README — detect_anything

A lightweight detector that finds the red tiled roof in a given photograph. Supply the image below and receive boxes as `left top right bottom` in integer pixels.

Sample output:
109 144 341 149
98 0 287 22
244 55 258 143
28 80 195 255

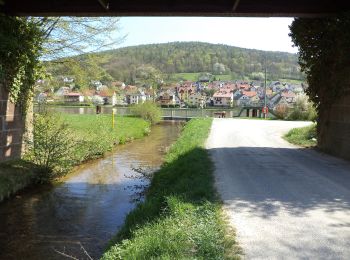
242 91 257 97
64 92 81 97
213 91 232 98
281 92 296 98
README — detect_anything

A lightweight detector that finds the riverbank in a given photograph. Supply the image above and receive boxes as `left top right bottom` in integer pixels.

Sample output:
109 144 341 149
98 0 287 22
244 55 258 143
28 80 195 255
102 118 241 259
0 114 150 202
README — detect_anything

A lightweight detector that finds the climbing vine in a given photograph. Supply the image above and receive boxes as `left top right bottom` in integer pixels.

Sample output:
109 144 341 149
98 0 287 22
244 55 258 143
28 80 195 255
0 15 44 112
289 13 350 112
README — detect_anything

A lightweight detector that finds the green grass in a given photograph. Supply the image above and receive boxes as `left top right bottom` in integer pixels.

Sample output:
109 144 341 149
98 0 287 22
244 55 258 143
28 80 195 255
284 123 317 147
0 160 38 201
102 118 241 260
62 114 151 162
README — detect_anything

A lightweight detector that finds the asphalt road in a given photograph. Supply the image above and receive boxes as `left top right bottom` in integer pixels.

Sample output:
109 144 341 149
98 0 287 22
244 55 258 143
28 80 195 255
206 119 350 260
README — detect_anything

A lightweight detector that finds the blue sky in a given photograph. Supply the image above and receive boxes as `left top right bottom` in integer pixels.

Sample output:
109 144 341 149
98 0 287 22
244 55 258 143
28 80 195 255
117 17 297 53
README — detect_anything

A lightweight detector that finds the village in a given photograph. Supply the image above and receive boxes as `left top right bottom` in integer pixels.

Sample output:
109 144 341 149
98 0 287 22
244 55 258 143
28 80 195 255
36 77 306 113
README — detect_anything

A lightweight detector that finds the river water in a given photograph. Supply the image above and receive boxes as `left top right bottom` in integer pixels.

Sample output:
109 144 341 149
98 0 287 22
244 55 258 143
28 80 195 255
0 121 182 259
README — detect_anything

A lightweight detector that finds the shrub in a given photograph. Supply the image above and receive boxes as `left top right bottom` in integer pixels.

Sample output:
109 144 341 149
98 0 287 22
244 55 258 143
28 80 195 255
25 112 77 182
274 104 289 119
288 94 317 121
132 101 162 125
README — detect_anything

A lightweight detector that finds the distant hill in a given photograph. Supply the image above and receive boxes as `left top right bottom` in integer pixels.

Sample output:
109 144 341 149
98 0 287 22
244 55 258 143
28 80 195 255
46 41 303 87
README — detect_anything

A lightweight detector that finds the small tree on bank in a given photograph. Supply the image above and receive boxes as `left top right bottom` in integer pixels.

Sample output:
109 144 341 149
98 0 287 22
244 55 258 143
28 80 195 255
132 101 162 125
25 112 77 182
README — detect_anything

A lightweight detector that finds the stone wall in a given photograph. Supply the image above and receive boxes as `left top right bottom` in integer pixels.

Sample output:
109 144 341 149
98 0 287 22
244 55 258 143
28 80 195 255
0 86 26 161
318 90 350 161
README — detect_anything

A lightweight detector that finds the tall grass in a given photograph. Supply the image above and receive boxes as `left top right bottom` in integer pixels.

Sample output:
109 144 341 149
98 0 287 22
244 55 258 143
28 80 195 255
102 119 241 259
284 123 317 147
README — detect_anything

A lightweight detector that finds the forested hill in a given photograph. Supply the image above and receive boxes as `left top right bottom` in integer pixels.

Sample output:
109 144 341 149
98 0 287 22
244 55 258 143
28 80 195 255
47 42 303 86
100 42 301 80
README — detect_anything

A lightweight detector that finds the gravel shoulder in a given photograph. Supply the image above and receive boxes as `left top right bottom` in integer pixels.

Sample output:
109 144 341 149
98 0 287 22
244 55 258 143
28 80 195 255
206 118 350 259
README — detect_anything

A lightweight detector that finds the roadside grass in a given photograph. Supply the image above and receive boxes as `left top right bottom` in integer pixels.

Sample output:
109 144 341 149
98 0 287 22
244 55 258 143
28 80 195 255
284 123 317 147
102 118 241 260
62 114 151 162
0 160 38 201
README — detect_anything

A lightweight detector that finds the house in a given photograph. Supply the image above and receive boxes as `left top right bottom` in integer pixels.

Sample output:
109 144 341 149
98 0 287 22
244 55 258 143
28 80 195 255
36 92 47 103
126 89 151 105
64 92 84 103
55 86 70 97
235 94 251 106
157 89 178 106
99 91 117 105
213 90 233 107
188 92 206 108
177 84 195 101
281 91 296 103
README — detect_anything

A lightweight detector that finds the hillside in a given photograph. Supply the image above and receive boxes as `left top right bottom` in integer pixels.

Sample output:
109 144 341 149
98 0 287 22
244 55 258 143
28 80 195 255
46 41 303 87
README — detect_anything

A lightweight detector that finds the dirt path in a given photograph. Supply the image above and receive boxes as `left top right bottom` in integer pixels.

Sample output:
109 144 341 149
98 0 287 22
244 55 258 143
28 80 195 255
206 119 350 259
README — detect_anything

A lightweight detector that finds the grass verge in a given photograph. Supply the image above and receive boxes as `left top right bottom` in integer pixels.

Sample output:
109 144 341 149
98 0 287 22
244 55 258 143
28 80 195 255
284 123 317 147
102 118 241 260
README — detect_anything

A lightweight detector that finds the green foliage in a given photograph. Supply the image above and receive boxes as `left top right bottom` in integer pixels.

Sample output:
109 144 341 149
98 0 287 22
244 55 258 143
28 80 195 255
289 14 350 111
103 119 241 260
132 101 162 125
287 94 317 121
0 15 44 111
284 124 317 147
25 112 77 181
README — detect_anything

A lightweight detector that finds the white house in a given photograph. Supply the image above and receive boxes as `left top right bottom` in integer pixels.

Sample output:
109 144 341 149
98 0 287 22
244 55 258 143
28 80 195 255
213 91 233 107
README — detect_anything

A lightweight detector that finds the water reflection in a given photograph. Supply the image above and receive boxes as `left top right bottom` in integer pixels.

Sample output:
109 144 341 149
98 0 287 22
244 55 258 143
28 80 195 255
0 121 182 259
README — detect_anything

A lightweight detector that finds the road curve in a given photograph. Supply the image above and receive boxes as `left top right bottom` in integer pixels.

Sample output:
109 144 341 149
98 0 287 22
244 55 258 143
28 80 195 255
206 119 350 260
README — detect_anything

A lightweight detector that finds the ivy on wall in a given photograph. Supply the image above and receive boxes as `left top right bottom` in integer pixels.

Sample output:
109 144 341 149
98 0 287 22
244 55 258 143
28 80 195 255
0 15 44 112
289 13 350 112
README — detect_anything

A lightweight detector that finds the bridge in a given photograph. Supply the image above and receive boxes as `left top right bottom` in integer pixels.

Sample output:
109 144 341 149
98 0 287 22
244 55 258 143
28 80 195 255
1 1 350 161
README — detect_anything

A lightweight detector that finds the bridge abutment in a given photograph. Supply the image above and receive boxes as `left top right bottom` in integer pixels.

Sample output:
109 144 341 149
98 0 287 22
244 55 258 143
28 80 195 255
0 86 29 161
318 90 350 160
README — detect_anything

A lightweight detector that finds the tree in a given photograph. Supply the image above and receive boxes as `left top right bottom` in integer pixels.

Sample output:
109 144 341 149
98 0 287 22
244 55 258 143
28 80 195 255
37 17 125 60
289 14 350 111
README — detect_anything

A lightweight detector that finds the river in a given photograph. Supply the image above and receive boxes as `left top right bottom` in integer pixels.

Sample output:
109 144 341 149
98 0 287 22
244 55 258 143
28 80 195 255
0 121 182 259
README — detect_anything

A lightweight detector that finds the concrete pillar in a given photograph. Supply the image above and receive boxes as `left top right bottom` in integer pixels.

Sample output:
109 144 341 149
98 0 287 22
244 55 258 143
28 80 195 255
246 109 249 117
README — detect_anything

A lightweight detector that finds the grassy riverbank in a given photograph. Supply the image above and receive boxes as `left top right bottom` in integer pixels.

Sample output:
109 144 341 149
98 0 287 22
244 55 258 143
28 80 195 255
0 114 150 202
284 123 317 147
102 118 241 259
63 114 150 162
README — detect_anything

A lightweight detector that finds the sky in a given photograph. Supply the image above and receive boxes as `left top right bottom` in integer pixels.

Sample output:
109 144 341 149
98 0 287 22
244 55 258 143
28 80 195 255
117 17 298 53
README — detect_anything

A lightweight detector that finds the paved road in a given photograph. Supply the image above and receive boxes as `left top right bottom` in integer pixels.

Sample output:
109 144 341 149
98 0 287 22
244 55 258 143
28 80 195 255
206 119 350 260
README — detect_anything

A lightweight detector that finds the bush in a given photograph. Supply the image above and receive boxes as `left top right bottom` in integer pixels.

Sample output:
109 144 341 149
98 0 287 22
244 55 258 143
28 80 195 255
25 112 77 182
288 94 317 121
132 101 162 125
274 104 290 119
